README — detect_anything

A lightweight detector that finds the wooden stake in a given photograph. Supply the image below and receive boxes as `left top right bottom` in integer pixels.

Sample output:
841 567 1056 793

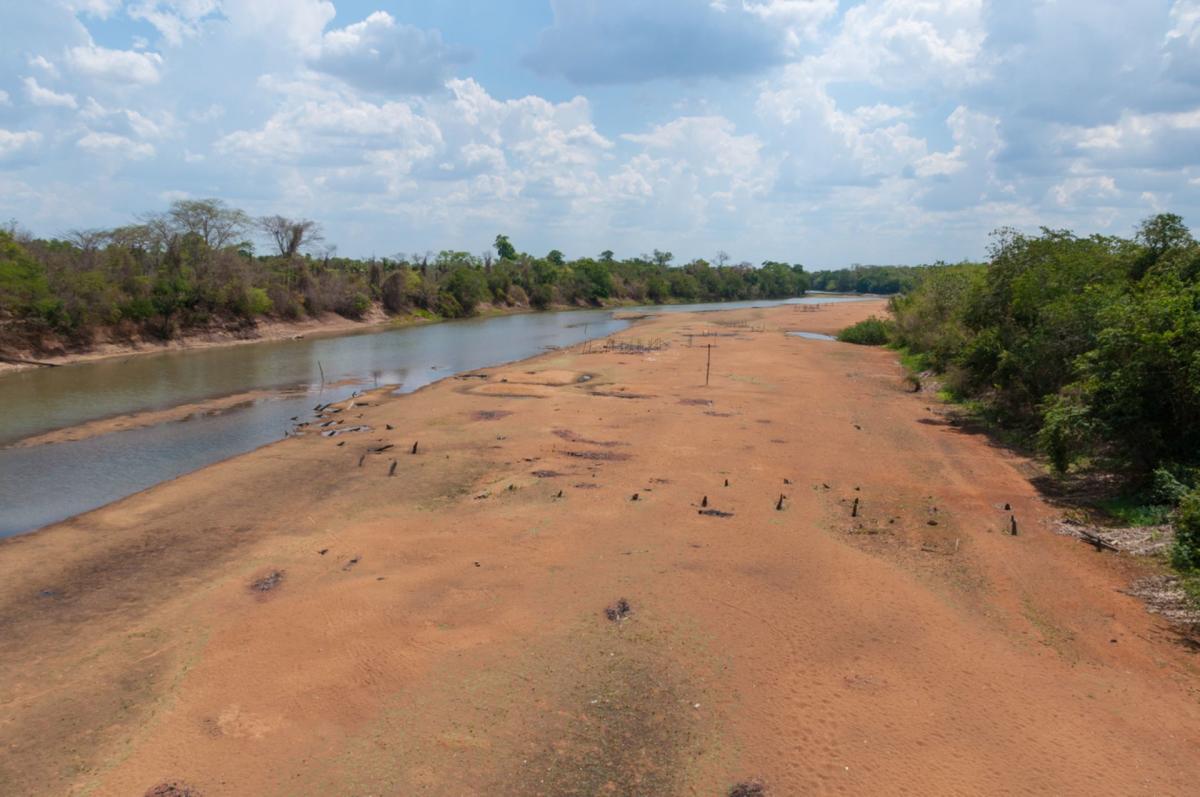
1010 515 1018 536
705 344 712 386
852 497 859 517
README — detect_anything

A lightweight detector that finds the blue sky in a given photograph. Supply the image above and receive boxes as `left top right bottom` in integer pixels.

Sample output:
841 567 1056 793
1 1 1198 266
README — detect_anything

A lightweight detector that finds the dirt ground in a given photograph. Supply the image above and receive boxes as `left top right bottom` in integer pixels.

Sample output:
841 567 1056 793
2 300 1198 796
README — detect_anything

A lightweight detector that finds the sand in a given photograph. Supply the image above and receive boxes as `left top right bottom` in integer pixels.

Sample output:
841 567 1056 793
2 300 1198 796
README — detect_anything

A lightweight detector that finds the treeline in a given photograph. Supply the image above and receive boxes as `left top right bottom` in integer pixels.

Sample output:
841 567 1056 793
0 199 809 347
808 264 929 294
881 213 1200 568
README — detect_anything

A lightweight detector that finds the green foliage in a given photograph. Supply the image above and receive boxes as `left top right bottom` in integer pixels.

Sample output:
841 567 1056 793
494 234 516 261
243 287 272 316
808 264 926 294
892 214 1200 479
1095 495 1174 527
837 316 891 345
1172 488 1200 570
2 205 811 351
0 231 51 315
1151 467 1192 507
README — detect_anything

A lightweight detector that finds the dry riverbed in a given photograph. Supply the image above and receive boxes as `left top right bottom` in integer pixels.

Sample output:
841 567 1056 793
2 300 1199 796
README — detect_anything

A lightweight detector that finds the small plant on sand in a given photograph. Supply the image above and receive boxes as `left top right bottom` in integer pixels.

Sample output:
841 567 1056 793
837 316 892 346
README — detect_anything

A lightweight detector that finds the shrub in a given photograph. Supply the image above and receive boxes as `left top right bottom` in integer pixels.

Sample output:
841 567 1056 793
242 287 272 316
1171 488 1200 570
837 316 891 345
1152 467 1191 506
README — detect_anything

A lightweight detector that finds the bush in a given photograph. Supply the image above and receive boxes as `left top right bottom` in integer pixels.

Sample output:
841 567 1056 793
1152 467 1192 506
1171 488 1200 570
837 316 891 345
242 287 272 316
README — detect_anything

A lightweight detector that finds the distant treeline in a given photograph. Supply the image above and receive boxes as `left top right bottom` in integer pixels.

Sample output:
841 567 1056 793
878 213 1200 569
0 199 809 346
808 264 931 294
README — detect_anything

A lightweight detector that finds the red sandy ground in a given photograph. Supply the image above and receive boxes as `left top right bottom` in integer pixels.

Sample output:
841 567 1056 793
1 300 1198 796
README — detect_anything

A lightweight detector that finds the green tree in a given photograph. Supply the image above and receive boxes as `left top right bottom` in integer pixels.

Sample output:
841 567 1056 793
494 234 517 261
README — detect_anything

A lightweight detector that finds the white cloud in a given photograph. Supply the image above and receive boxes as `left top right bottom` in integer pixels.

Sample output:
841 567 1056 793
62 0 122 17
128 0 221 46
1168 0 1200 46
311 11 467 95
28 55 59 76
812 0 988 89
0 129 43 159
67 44 164 85
0 90 10 107
220 0 336 51
23 76 78 109
76 131 156 159
1051 175 1119 208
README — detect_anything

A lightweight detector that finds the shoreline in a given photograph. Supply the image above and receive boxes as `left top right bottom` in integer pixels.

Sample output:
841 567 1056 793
0 293 855 376
5 298 1192 796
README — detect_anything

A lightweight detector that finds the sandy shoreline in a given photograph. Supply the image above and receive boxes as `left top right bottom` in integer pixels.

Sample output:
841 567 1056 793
2 299 1198 796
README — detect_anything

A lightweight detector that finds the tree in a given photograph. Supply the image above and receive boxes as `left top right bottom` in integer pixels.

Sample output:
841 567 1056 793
494 234 516 261
547 249 565 266
600 249 615 263
259 215 323 259
165 199 249 250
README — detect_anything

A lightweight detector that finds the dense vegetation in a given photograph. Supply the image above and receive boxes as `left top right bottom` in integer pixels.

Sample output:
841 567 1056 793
836 316 891 345
880 213 1200 569
808 264 927 294
0 200 809 352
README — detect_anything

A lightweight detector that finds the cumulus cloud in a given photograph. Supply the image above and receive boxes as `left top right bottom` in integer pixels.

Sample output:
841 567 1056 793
127 0 222 46
524 0 792 84
220 0 336 51
67 44 164 85
310 12 469 95
23 76 78 108
0 129 43 159
77 130 156 159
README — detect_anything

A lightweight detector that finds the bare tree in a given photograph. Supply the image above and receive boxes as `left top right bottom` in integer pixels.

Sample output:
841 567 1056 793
64 228 111 269
258 215 324 259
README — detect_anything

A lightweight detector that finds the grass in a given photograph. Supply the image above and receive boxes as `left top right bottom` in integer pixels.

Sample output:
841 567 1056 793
1095 495 1173 527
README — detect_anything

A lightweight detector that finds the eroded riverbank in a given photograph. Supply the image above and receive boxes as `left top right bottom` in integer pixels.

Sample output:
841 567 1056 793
3 299 1198 796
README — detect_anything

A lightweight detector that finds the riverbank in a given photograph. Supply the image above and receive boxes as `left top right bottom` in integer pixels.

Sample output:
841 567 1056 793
0 309 397 375
3 299 1198 796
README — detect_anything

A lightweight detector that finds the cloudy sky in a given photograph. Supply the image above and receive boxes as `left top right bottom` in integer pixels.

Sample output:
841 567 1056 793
1 1 1198 266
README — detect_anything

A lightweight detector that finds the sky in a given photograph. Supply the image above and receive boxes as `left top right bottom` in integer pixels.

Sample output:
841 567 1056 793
0 1 1198 267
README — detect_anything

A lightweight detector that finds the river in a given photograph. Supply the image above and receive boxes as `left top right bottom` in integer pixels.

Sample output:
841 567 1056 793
0 296 870 536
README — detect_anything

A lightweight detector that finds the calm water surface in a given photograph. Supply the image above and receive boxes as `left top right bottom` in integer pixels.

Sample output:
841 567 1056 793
0 296 870 535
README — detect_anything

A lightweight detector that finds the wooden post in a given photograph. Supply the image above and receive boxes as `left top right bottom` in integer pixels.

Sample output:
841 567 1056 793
852 497 859 517
705 344 712 386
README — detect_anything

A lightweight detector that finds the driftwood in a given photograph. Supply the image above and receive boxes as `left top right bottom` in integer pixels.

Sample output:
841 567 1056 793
1078 528 1119 552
